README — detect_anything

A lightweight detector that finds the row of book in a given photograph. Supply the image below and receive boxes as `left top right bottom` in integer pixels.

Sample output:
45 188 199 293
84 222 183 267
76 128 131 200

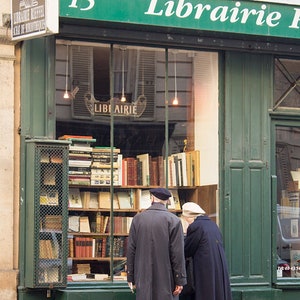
39 239 59 259
69 188 134 209
122 150 200 187
69 188 181 211
69 236 128 258
59 135 200 187
40 215 62 231
68 215 133 234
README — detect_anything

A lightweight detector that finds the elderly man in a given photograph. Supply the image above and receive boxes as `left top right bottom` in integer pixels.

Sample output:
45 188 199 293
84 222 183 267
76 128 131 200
126 188 187 300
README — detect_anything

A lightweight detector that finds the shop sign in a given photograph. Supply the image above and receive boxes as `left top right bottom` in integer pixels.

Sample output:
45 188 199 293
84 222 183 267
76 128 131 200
11 0 58 41
60 0 300 40
84 93 147 117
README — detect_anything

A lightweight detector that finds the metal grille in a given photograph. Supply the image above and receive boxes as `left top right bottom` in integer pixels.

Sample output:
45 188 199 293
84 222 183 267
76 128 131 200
33 144 69 287
71 45 94 119
134 49 155 120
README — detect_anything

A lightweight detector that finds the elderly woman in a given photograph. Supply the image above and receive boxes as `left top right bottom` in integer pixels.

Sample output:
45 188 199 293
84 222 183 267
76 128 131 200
180 202 205 236
183 202 232 300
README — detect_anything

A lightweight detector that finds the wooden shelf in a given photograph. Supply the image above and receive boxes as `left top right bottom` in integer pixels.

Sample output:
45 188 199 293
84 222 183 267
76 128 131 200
69 257 126 261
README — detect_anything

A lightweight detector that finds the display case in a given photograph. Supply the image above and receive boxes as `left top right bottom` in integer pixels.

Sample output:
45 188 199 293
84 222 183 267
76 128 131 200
24 139 70 288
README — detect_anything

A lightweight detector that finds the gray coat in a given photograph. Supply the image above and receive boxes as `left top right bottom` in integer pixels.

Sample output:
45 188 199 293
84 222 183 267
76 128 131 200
127 202 187 300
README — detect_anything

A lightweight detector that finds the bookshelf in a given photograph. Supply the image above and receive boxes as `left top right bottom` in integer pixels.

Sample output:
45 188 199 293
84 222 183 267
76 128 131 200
62 135 203 281
24 139 70 288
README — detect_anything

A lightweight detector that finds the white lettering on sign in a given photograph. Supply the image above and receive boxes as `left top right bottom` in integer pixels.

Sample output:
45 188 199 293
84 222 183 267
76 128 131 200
145 0 282 27
31 6 45 20
289 8 300 29
62 0 300 39
94 103 138 116
69 0 95 11
13 9 30 24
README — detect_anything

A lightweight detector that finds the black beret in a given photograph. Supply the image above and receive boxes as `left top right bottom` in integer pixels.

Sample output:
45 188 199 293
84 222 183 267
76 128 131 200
150 188 171 200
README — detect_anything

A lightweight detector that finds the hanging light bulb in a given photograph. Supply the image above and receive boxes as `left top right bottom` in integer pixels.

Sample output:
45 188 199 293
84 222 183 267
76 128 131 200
63 44 70 99
172 51 178 105
120 47 126 102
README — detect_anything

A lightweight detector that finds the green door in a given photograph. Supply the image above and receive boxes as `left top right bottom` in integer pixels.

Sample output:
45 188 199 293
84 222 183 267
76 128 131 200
222 52 273 285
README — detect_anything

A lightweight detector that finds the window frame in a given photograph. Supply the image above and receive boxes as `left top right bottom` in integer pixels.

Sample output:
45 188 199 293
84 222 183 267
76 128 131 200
271 115 300 286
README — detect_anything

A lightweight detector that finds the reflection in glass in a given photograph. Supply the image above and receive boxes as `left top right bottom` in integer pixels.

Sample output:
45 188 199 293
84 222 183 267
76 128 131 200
276 126 300 278
55 42 219 282
274 58 300 110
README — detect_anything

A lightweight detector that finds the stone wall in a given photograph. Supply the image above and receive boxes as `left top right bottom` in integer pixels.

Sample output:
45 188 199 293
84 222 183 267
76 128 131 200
0 1 19 300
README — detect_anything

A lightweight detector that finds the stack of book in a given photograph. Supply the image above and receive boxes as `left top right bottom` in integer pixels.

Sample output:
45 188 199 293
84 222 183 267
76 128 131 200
59 135 95 185
43 215 62 231
90 147 122 186
76 263 91 274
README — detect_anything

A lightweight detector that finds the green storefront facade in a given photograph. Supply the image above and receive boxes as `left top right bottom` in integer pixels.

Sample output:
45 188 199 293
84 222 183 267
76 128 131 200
18 1 300 300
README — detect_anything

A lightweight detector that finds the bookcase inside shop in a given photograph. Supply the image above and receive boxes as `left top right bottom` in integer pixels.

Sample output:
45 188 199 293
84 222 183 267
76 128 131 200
60 135 202 282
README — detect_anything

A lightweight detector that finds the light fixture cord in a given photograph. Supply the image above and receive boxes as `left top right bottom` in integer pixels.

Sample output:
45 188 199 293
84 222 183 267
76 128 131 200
174 52 177 99
122 49 125 98
65 45 69 92
142 54 145 96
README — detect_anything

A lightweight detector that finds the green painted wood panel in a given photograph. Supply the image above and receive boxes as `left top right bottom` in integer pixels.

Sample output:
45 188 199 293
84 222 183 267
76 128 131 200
21 37 56 139
223 52 273 285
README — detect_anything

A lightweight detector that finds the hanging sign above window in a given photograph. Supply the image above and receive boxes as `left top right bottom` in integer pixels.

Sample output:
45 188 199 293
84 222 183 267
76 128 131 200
11 0 58 41
60 0 300 40
84 93 147 117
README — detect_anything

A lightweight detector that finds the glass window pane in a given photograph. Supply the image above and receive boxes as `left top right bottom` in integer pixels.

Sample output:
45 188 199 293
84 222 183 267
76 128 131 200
276 126 300 278
274 58 300 110
55 41 219 283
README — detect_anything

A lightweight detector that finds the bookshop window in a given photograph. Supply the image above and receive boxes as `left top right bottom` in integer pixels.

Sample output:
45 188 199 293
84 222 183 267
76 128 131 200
276 126 300 278
273 57 300 110
55 41 219 282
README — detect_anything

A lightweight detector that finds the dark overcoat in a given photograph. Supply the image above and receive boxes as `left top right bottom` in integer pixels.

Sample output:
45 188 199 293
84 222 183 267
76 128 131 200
127 202 187 300
184 216 232 300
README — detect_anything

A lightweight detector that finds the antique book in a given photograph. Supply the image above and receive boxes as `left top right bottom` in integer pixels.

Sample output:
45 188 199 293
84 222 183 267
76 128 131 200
172 189 181 210
79 216 91 233
89 192 99 209
69 188 82 208
136 153 150 186
44 215 62 231
98 191 111 209
138 189 151 210
80 191 90 208
117 191 133 209
43 166 56 185
68 216 80 232
98 192 119 209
